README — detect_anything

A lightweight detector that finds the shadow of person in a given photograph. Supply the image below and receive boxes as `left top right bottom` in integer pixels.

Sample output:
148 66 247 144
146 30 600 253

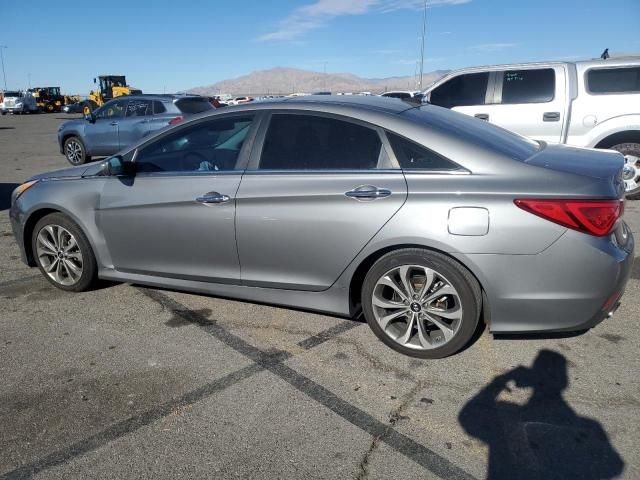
459 350 624 480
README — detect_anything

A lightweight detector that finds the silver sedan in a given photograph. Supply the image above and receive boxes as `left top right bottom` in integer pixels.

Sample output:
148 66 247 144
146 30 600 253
10 96 634 358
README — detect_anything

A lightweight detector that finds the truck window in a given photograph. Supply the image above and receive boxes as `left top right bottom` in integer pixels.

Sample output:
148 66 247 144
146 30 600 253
501 69 555 104
429 72 489 109
587 67 640 94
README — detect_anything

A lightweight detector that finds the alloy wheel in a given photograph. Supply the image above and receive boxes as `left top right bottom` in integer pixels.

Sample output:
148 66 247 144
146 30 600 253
371 264 463 350
623 154 640 193
35 224 84 286
65 140 83 164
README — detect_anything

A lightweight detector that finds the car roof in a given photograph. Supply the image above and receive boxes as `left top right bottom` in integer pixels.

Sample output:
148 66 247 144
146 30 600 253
106 94 209 103
273 94 416 114
434 56 640 77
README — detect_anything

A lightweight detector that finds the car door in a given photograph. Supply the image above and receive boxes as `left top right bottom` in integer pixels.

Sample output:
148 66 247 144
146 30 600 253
428 71 492 120
117 99 153 149
97 113 259 283
480 67 567 143
235 111 408 291
85 99 128 155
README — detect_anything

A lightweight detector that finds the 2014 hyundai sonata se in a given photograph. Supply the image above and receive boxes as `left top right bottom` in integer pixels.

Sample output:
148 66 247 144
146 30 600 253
10 96 635 358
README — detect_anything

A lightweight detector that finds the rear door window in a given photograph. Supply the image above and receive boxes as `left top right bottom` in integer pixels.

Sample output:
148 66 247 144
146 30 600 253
429 72 489 108
175 97 214 114
125 99 152 117
587 67 640 94
500 68 555 104
258 114 383 170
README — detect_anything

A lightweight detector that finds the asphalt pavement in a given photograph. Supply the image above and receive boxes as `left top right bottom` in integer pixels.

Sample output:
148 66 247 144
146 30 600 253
1 113 639 479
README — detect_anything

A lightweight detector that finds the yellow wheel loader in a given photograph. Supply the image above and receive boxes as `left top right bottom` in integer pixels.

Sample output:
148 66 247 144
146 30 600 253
83 75 142 114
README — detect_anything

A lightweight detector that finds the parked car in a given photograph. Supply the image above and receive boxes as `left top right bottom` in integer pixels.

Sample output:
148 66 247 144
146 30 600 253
0 90 39 114
424 57 640 197
62 103 84 114
227 96 254 105
380 91 424 104
57 94 215 165
11 96 633 358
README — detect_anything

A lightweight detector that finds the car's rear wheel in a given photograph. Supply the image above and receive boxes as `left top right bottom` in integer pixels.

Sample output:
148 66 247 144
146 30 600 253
611 142 640 199
64 136 90 165
362 249 481 359
32 213 97 292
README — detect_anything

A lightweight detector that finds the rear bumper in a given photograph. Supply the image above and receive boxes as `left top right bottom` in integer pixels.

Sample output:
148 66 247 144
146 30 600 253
455 223 634 333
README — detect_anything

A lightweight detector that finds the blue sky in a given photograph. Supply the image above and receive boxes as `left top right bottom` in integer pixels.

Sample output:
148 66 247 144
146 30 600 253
2 0 639 94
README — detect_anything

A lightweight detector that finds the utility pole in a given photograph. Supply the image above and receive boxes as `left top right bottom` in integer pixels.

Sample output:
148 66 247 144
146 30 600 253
323 61 328 91
28 72 31 89
0 46 7 91
418 0 427 90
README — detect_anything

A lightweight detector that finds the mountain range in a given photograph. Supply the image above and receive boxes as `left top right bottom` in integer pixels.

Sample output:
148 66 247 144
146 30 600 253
188 67 448 96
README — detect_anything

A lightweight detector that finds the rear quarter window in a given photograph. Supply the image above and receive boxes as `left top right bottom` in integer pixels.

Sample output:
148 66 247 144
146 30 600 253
587 67 640 94
175 97 214 114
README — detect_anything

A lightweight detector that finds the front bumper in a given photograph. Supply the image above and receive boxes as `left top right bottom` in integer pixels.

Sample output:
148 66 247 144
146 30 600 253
455 223 635 333
9 193 32 266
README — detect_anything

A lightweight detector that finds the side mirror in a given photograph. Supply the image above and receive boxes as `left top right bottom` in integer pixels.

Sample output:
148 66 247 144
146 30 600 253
102 156 135 176
84 111 95 123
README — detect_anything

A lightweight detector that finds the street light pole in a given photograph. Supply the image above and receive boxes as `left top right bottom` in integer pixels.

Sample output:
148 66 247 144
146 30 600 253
0 46 7 91
418 0 427 90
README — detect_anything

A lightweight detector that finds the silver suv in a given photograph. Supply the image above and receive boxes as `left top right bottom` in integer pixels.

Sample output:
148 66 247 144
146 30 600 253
424 57 640 197
57 94 214 165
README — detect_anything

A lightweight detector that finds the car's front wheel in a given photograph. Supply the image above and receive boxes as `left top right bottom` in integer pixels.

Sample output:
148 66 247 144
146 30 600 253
32 213 97 292
362 249 481 359
611 143 640 200
63 136 90 165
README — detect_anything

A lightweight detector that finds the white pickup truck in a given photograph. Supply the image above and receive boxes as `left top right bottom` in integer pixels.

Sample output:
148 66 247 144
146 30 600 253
424 57 640 198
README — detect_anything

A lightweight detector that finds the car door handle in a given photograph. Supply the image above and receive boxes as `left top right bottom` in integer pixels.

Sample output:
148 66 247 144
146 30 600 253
345 186 392 200
474 113 489 121
543 111 560 122
195 192 231 204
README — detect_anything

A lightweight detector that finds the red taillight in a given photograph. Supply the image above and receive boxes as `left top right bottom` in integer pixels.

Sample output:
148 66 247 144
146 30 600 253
168 115 184 125
514 199 623 236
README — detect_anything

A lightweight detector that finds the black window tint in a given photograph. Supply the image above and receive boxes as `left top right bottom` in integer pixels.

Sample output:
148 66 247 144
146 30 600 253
125 99 152 117
174 97 214 114
387 132 460 170
587 67 640 93
501 69 555 104
153 100 167 114
135 116 253 173
430 73 489 108
384 92 411 99
259 114 382 170
96 100 127 119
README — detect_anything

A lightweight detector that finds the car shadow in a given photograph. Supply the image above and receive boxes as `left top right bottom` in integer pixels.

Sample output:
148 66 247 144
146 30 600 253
0 127 16 130
458 349 624 479
0 183 20 211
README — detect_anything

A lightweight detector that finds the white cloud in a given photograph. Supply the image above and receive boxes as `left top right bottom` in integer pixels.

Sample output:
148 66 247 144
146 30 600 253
258 0 471 42
469 42 519 52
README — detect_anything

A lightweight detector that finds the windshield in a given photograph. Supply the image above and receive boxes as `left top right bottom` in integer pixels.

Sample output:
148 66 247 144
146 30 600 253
3 91 22 97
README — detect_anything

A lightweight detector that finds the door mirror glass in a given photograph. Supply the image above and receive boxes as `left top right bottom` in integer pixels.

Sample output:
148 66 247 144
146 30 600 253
102 156 135 176
84 111 95 123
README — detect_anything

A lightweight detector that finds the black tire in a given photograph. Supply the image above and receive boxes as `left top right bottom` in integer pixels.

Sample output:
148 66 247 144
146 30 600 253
32 213 97 292
361 248 481 359
63 136 90 165
610 143 640 200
